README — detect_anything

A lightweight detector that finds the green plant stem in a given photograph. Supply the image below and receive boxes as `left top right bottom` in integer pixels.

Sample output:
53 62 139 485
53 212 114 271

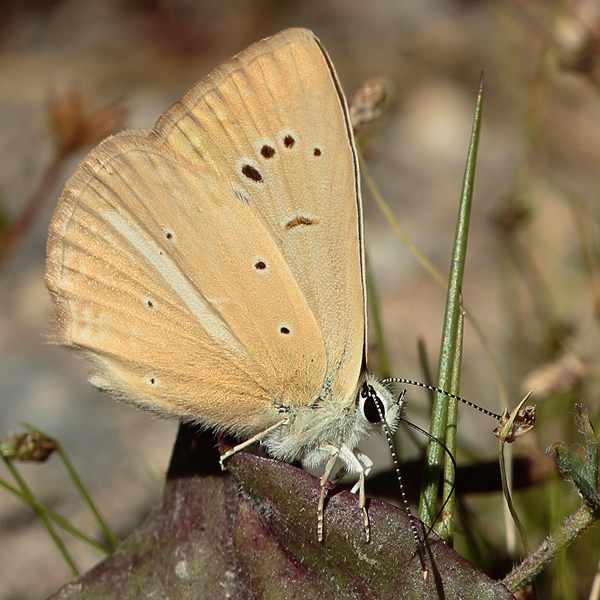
499 441 529 557
438 300 465 544
0 475 111 555
1 456 80 575
57 445 119 550
22 423 119 549
503 503 598 593
418 73 483 530
359 113 508 415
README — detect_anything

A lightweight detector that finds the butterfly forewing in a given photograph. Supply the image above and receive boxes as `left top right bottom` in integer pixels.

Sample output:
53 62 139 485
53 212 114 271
157 28 366 405
46 28 365 438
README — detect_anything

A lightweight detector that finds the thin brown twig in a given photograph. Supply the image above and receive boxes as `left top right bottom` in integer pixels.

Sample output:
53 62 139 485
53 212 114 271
0 154 65 272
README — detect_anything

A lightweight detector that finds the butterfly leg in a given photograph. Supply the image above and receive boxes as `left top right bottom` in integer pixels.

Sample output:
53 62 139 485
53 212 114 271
318 446 340 542
219 419 288 470
330 465 348 485
338 446 373 542
349 451 373 493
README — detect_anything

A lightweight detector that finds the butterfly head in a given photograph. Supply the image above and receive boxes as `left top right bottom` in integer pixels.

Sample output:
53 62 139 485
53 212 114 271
261 373 403 472
358 375 404 433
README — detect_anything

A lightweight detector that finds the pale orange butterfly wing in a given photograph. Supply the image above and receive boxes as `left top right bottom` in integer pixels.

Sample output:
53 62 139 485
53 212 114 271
46 28 365 440
157 28 366 405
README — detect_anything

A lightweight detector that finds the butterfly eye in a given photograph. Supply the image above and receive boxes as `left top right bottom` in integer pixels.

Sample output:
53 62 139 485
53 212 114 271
313 147 322 156
360 382 384 424
363 395 382 424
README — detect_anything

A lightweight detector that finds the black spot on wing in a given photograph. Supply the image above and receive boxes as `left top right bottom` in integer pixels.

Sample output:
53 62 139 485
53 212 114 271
241 164 263 182
162 228 175 242
261 145 276 158
285 216 319 230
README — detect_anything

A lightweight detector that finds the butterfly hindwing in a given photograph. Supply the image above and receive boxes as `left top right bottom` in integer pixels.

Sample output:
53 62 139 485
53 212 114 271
47 131 328 436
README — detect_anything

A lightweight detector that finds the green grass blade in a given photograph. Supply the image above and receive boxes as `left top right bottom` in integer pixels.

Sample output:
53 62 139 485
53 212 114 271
1 455 80 575
418 73 484 534
22 422 119 550
0 474 111 555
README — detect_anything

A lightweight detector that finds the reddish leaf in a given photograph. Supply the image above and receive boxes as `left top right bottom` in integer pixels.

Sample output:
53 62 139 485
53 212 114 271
47 426 515 599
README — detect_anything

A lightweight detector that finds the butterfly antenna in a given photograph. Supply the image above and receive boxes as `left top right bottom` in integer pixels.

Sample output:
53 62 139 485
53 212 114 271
398 415 458 546
383 377 503 421
373 389 429 578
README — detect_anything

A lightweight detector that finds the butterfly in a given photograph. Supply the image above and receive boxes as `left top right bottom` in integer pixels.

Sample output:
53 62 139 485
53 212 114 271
45 27 402 541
